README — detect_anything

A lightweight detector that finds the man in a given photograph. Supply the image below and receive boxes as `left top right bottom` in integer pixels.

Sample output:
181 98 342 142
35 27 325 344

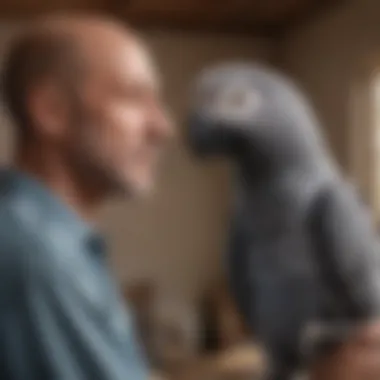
310 322 380 380
0 14 173 380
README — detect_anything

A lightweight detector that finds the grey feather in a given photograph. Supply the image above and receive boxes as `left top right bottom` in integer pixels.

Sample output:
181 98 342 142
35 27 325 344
187 62 380 380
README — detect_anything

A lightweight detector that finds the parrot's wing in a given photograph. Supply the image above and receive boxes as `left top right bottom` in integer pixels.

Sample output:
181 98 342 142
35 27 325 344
308 181 380 321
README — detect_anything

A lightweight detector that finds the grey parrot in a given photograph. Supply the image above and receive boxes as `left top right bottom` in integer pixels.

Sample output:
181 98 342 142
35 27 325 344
186 63 380 379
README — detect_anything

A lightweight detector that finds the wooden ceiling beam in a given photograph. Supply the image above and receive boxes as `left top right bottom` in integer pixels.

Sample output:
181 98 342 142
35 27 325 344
0 0 347 36
282 0 347 33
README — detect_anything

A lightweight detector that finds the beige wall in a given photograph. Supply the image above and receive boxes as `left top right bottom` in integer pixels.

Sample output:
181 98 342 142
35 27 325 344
0 24 275 305
279 0 380 199
108 32 274 304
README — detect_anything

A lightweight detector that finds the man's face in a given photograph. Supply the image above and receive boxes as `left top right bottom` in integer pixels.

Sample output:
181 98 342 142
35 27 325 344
68 32 173 197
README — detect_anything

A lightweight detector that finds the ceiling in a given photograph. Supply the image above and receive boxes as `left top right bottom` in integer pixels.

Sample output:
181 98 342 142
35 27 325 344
0 0 345 35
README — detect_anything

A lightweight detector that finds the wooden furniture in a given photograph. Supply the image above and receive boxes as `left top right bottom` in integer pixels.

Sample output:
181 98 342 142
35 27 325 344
168 344 265 380
125 280 266 379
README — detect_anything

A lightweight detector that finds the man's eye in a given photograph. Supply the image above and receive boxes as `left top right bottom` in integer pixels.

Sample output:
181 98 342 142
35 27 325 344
114 83 149 103
124 87 147 101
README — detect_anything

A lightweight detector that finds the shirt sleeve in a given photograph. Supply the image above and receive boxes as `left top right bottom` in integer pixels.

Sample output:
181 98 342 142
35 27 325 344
0 240 149 380
0 244 88 380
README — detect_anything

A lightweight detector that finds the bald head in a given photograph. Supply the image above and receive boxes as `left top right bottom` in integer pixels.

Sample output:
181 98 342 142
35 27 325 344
3 14 172 198
2 14 141 133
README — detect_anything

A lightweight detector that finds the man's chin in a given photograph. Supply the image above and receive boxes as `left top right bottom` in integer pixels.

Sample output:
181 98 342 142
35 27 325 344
131 180 155 198
116 177 156 199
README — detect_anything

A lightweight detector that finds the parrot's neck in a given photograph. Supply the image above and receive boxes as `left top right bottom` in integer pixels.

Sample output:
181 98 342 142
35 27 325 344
236 156 336 211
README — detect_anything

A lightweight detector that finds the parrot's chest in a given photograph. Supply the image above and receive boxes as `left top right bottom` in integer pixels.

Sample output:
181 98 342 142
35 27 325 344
247 219 320 307
235 186 317 279
239 203 323 348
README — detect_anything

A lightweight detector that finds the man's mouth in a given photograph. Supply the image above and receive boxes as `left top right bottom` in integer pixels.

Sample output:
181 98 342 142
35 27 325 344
136 148 163 169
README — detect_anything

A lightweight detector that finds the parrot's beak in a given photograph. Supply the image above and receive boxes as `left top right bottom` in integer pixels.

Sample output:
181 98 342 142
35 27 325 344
187 112 241 158
187 112 214 157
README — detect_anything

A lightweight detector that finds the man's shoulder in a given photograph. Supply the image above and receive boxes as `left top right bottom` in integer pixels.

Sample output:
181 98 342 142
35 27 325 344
0 193 50 281
0 169 55 246
0 188 42 244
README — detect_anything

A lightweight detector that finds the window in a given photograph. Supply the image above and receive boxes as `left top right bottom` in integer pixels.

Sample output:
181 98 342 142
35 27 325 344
348 68 380 223
371 73 380 221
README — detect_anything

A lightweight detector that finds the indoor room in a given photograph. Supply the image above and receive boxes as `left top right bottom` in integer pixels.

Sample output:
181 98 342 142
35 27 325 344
0 1 378 379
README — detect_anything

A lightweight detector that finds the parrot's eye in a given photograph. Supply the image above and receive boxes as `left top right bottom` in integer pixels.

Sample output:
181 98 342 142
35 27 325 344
209 84 262 122
223 89 248 107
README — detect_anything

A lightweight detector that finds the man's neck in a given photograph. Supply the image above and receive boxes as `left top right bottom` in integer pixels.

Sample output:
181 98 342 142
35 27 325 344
14 144 105 223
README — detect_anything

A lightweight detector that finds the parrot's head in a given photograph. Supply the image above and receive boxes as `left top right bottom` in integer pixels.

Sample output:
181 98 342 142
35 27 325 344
187 62 328 180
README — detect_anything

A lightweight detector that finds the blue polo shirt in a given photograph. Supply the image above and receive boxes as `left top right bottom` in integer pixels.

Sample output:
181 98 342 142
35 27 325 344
0 169 149 380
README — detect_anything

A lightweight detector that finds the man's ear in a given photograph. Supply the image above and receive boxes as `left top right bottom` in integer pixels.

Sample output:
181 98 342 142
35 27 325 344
27 79 71 142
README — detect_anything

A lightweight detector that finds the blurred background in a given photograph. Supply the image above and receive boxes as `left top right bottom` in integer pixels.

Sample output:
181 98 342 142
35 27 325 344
0 0 378 378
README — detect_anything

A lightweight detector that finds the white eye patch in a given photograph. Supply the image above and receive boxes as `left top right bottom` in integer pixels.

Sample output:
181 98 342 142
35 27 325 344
203 83 262 123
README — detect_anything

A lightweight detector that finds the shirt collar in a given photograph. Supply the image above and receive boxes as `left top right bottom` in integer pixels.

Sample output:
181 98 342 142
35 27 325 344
0 168 106 257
